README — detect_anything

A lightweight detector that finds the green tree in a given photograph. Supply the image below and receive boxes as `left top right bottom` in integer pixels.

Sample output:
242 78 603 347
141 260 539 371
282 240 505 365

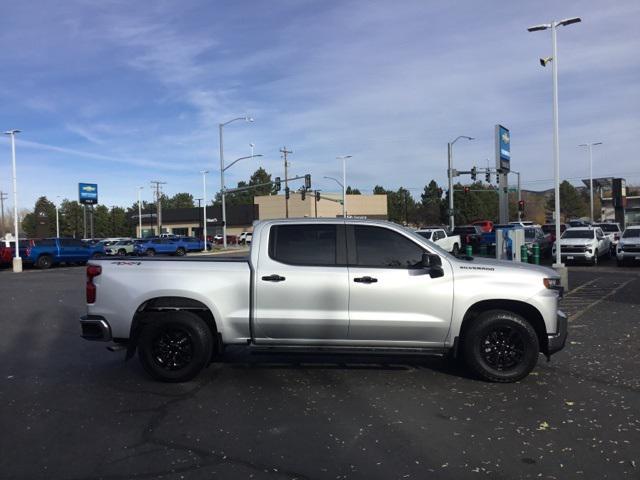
417 180 443 225
21 196 57 237
59 200 85 238
167 192 195 209
346 186 361 195
451 182 499 225
373 185 386 195
545 181 588 221
387 187 417 224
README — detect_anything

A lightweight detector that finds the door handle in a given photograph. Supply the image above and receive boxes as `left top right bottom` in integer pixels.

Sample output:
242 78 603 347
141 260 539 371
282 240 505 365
261 274 286 282
354 276 378 284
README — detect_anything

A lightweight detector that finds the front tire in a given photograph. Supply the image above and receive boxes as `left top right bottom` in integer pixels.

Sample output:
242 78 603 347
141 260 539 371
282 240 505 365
118 249 127 256
462 310 539 383
592 250 599 266
137 311 214 383
146 249 156 256
36 255 52 269
175 247 186 257
452 244 460 256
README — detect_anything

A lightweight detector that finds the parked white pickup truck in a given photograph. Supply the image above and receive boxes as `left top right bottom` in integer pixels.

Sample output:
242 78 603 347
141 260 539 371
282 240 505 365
415 228 461 255
80 219 567 383
552 226 611 265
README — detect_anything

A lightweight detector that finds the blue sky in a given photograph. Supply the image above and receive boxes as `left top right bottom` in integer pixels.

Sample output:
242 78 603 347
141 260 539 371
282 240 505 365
1 0 639 210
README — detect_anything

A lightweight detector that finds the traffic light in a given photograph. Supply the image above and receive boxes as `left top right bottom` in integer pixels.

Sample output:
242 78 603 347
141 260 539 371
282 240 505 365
315 190 321 202
518 199 525 212
274 177 281 192
470 167 477 181
485 171 491 183
301 189 306 201
304 174 311 190
285 187 290 200
464 186 470 194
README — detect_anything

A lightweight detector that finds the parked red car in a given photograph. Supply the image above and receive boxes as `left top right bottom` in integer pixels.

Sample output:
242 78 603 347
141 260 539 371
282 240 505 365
0 244 11 266
472 220 494 233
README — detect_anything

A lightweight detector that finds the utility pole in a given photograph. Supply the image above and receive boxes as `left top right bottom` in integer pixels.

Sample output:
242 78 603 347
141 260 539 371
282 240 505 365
89 206 94 239
0 191 7 237
150 181 166 235
280 147 292 218
83 205 87 239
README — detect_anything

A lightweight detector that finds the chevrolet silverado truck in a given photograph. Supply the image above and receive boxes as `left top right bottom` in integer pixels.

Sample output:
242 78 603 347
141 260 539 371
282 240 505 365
552 226 611 265
616 225 640 266
80 219 567 383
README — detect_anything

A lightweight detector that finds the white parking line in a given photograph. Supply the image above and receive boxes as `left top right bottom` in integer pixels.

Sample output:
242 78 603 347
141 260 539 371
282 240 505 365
561 277 635 321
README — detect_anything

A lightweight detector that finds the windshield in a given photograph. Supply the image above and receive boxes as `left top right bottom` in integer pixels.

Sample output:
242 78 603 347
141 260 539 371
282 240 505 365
623 229 640 238
562 230 593 239
524 228 537 239
595 224 620 232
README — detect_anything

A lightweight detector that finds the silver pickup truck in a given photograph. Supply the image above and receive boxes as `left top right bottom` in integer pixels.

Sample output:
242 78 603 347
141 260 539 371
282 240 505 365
80 219 567 383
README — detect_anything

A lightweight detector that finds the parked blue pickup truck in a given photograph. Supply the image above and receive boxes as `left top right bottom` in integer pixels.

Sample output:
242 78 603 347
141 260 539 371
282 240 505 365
133 238 187 256
26 238 105 269
177 236 211 252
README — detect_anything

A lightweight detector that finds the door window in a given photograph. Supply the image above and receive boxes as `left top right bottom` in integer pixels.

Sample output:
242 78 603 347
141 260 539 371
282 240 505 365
269 224 339 266
354 226 424 268
60 239 83 247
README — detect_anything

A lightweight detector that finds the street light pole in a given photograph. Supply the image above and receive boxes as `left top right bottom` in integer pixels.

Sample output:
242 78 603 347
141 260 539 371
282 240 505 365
137 186 143 237
55 196 60 237
578 142 603 223
447 136 474 230
336 155 352 217
529 17 581 275
201 170 209 252
4 129 22 272
219 116 253 249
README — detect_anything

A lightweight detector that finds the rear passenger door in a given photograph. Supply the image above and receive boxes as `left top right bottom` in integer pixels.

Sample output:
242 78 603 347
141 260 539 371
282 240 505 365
254 223 349 342
347 225 454 346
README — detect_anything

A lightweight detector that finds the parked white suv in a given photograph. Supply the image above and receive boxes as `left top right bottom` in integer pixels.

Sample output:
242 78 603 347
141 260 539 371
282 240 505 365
616 225 640 266
553 227 611 265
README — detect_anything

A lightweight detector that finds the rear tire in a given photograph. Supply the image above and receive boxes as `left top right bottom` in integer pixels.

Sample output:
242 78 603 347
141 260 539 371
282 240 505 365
462 310 539 383
118 249 127 256
137 311 214 383
36 255 52 269
146 249 155 256
176 247 186 257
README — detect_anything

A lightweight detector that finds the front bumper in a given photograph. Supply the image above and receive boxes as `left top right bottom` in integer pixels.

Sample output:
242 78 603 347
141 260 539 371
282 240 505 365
547 310 568 355
80 315 112 341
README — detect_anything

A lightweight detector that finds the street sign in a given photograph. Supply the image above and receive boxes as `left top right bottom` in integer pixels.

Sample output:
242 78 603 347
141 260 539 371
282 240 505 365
495 125 511 173
79 183 98 205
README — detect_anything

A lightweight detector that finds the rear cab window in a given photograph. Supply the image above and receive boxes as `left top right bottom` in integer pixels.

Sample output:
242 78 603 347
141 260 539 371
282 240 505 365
268 224 345 266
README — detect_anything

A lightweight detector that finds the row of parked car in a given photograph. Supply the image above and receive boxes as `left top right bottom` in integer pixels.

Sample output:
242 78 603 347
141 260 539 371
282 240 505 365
413 219 639 267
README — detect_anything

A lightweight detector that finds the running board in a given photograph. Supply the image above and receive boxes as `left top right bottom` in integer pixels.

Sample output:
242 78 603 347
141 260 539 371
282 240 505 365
249 344 448 357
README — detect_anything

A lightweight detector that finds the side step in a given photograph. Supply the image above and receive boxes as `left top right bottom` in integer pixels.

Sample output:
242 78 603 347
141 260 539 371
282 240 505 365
249 344 448 357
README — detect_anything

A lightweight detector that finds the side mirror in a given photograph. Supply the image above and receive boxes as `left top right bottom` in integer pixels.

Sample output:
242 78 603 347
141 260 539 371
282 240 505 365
422 253 444 278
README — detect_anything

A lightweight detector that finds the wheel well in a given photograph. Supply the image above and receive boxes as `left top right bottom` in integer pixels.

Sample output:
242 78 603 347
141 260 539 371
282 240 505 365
126 296 220 360
458 300 548 355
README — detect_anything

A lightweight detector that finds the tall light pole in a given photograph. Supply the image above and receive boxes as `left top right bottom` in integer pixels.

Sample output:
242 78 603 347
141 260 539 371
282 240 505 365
137 186 144 237
4 129 22 272
200 170 209 251
336 155 352 217
219 116 253 248
447 135 474 230
578 142 603 223
529 16 581 274
55 196 61 237
323 176 344 213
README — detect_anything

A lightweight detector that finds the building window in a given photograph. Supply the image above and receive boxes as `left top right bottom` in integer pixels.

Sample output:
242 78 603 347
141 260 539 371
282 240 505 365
172 228 189 236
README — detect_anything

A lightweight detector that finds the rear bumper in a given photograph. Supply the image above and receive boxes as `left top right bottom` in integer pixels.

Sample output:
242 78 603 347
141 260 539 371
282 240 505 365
547 310 568 355
80 315 112 341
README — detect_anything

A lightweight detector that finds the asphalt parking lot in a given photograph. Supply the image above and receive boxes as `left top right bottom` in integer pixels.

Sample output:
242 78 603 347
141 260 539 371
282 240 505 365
0 260 639 479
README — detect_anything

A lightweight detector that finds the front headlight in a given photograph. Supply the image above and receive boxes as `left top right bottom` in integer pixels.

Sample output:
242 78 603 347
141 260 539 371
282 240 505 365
544 277 563 297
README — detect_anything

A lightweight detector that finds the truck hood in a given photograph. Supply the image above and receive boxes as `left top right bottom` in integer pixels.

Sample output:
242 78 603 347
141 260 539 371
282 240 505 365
558 238 593 246
451 256 557 278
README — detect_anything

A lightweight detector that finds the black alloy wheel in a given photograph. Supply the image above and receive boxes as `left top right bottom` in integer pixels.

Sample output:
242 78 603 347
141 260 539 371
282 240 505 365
151 329 194 371
479 326 525 371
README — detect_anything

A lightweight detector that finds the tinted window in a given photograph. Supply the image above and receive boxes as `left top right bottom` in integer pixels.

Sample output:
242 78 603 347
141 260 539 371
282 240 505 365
416 231 432 240
62 239 84 247
562 230 593 239
595 224 620 233
35 239 57 247
152 239 162 244
623 229 640 238
270 224 337 266
355 226 424 268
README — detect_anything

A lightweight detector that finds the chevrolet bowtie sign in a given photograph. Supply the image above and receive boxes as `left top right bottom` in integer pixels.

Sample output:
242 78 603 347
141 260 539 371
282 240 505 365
495 124 511 173
79 183 98 205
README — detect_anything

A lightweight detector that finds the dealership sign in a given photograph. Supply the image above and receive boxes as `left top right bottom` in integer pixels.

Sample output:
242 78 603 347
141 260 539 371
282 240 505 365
495 124 511 173
79 183 98 205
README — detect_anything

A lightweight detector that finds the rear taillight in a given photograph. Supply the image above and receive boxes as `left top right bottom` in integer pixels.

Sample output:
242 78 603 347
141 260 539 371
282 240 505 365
86 265 102 304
